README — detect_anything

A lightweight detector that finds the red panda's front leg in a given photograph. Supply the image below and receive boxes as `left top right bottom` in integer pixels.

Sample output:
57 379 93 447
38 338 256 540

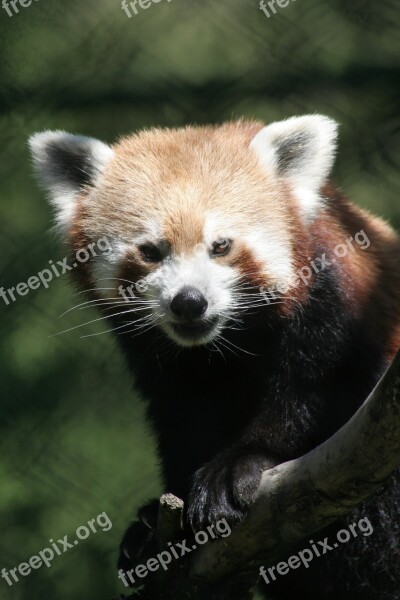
184 446 277 532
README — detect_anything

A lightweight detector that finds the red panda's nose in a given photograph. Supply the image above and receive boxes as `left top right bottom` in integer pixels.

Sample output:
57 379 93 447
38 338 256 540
170 287 208 320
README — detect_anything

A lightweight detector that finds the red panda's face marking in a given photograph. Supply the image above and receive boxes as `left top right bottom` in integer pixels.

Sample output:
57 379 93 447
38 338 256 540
102 215 280 346
29 116 339 347
87 202 296 346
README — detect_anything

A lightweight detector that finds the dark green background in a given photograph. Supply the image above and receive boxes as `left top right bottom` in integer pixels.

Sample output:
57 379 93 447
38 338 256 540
0 0 399 598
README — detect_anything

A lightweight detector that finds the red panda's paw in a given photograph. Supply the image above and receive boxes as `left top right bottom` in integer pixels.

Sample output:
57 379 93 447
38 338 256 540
118 499 159 578
184 450 270 533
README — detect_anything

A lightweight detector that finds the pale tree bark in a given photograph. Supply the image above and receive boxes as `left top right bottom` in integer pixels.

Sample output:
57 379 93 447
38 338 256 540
119 348 400 600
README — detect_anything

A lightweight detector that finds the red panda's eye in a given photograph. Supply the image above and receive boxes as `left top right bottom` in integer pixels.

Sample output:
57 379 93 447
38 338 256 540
138 244 162 263
211 238 232 257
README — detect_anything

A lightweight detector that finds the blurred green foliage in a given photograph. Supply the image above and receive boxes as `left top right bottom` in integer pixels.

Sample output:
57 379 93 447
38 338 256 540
0 0 399 598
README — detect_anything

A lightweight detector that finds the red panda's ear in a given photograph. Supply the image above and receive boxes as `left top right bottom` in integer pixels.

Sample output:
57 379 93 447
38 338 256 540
250 115 338 219
29 131 114 228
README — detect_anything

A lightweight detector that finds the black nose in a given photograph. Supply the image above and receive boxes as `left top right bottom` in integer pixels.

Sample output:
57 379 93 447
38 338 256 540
170 286 208 320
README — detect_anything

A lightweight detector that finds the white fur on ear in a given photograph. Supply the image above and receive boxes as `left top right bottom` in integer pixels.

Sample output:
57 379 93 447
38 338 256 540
29 130 114 227
250 115 338 218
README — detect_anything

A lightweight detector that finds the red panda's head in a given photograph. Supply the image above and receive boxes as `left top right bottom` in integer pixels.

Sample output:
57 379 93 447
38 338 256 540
29 116 338 347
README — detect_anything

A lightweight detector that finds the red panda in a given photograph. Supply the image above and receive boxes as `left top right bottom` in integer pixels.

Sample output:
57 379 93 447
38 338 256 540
29 116 400 599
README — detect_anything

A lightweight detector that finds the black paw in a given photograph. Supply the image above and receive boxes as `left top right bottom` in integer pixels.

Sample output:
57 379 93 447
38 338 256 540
185 450 269 532
118 499 159 576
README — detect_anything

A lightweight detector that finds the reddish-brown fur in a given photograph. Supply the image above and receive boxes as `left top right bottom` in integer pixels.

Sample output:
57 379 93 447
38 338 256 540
64 121 400 359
